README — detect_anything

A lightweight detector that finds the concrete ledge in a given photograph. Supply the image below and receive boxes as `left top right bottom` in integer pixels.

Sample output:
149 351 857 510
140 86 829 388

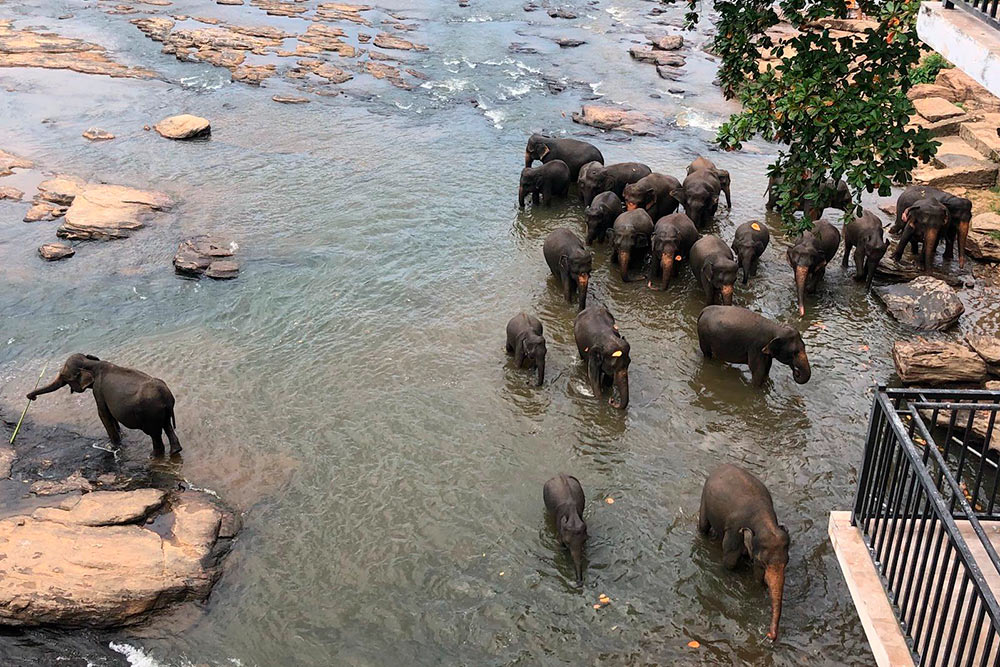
828 511 914 667
918 2 1000 99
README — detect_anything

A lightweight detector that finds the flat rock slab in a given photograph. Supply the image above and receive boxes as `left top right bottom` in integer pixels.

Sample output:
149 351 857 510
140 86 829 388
876 275 965 330
174 236 240 279
24 201 67 223
272 94 310 103
913 96 965 123
874 252 968 287
960 122 1000 162
82 128 115 141
0 148 32 176
629 47 685 67
37 175 86 206
372 32 427 51
30 471 92 496
967 334 1000 373
0 185 23 200
912 162 999 189
547 8 576 18
38 242 75 261
57 183 173 241
0 20 156 79
892 340 986 384
0 491 238 628
571 104 658 136
650 35 683 51
968 212 1000 261
154 114 211 140
555 38 585 47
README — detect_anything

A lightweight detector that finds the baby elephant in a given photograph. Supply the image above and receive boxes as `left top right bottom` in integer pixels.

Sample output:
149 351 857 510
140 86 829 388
697 306 810 386
574 306 631 409
584 191 622 244
893 185 972 268
623 172 681 221
787 219 840 317
690 235 738 306
506 313 547 386
647 212 699 291
543 473 587 584
543 228 592 311
519 159 570 208
731 221 769 285
699 464 790 641
842 210 887 291
610 208 654 282
892 196 950 271
27 354 181 456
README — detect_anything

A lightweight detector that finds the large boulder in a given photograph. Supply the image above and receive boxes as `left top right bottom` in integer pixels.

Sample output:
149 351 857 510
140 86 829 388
967 213 1000 262
892 340 987 385
0 489 239 628
571 105 657 136
629 46 685 67
875 276 965 330
57 184 172 241
153 114 211 140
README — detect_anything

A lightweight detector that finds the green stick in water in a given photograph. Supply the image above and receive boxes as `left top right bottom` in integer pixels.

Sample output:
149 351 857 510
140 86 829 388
10 363 48 445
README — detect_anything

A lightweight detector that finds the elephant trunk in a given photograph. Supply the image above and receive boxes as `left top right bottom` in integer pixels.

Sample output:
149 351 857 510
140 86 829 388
577 273 589 311
535 353 545 386
720 283 733 306
739 250 754 285
611 369 629 409
958 220 969 269
864 256 878 291
923 227 939 270
794 265 809 317
570 542 584 584
764 564 785 642
618 249 631 282
518 185 526 209
27 376 66 400
524 150 532 168
625 201 638 211
792 350 811 384
659 253 675 290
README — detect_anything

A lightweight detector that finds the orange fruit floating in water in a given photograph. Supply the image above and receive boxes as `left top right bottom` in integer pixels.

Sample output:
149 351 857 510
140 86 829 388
688 641 700 649
606 497 615 504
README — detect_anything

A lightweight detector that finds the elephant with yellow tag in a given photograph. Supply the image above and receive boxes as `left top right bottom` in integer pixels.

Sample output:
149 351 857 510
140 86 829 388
573 306 630 409
731 221 770 285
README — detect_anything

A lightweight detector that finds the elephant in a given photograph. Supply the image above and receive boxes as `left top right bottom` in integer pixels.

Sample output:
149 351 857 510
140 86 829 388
525 133 604 181
543 228 592 311
671 165 722 229
697 306 810 386
574 305 631 409
731 221 770 285
26 354 181 456
842 210 888 291
647 212 699 291
891 196 950 271
506 313 546 386
622 173 681 221
543 473 587 584
519 159 571 208
584 191 622 244
690 235 738 306
787 219 841 316
699 463 790 642
610 208 654 282
578 161 604 203
687 157 732 209
766 175 851 220
578 162 652 207
893 186 972 268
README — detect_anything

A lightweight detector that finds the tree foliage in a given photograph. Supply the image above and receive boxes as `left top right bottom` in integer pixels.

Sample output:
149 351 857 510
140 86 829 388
673 0 939 231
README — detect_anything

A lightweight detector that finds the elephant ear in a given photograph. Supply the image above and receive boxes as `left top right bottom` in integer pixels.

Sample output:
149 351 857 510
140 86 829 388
901 206 914 225
78 368 95 391
85 354 100 361
762 336 782 357
670 187 686 206
559 255 569 269
741 527 755 558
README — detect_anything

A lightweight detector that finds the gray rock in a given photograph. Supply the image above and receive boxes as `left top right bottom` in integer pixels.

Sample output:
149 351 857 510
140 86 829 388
629 47 685 67
174 236 240 279
650 35 683 51
38 242 75 261
876 276 965 330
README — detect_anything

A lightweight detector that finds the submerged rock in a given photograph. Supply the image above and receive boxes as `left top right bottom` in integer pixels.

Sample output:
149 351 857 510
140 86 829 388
57 184 173 241
0 148 32 176
547 8 577 19
555 38 585 48
174 236 240 279
38 242 75 261
876 276 965 330
272 94 310 104
0 489 239 628
23 202 67 223
82 128 115 141
38 175 86 206
892 340 987 385
0 20 156 79
967 213 1000 262
373 32 428 51
154 114 211 140
30 470 93 496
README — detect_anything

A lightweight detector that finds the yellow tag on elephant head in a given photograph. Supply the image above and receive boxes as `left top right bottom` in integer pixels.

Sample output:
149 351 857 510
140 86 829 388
675 255 683 261
751 223 761 231
611 350 623 357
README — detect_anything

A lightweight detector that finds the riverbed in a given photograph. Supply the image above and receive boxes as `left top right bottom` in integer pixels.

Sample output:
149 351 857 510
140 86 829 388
1 0 997 664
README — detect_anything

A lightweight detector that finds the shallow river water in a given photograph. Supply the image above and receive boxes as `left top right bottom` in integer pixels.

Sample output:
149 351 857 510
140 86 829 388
2 0 998 665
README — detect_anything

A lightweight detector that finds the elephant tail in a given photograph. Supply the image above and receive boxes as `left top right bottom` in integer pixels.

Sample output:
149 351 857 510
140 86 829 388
169 407 176 429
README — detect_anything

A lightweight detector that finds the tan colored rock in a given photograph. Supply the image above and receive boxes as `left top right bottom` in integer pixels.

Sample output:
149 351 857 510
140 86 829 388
37 175 86 205
936 68 989 105
629 46 685 67
0 491 238 628
58 183 172 241
571 105 656 136
299 24 356 57
32 489 165 526
272 94 310 103
363 61 410 89
967 334 1000 373
960 122 1000 163
38 242 75 261
907 83 959 102
250 0 307 16
30 471 93 496
82 128 115 141
967 213 1000 262
315 3 373 25
373 32 427 51
0 446 14 478
912 162 998 189
913 96 965 123
0 148 32 176
650 34 683 51
876 276 965 330
232 63 276 85
0 20 156 79
0 185 23 200
892 340 986 385
174 236 240 279
987 381 1000 391
154 114 211 139
24 202 67 222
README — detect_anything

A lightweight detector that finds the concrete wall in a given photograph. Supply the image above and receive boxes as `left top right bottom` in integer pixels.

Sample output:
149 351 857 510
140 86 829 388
918 2 1000 99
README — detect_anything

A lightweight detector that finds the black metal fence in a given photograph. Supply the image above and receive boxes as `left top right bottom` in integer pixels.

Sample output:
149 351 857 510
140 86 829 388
853 388 1000 666
945 0 1000 32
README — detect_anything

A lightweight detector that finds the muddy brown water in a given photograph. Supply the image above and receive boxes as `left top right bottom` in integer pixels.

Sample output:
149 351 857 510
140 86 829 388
1 0 999 665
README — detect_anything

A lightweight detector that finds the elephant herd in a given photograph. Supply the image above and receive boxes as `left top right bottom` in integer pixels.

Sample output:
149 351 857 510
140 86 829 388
517 132 976 643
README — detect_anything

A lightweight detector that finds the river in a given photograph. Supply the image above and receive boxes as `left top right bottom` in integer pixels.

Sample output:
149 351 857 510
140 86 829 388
1 0 995 664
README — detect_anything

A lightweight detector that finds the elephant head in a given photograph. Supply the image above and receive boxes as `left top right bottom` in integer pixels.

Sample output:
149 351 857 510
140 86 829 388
672 181 719 229
941 193 973 268
518 166 542 208
560 248 592 311
611 211 652 282
588 337 630 409
702 257 737 306
524 133 550 167
27 354 101 399
523 334 547 386
650 229 683 290
764 327 811 384
787 237 826 317
578 164 612 207
894 198 949 270
828 178 852 210
623 180 656 214
732 242 758 286
557 512 588 583
742 524 790 641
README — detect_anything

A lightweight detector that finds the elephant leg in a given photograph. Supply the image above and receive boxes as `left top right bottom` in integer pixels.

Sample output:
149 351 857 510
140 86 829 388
853 245 865 280
164 420 181 455
96 399 122 448
894 226 915 261
842 241 851 268
587 355 603 398
943 229 955 260
699 334 712 358
721 529 744 570
532 191 540 206
542 184 553 207
697 495 710 534
702 280 715 305
514 344 525 368
749 351 773 387
147 428 166 456
561 269 573 302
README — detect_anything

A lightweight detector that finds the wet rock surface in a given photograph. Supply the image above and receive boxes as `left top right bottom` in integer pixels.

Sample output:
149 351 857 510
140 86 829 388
82 128 115 141
0 185 24 200
0 20 156 79
968 212 1000 262
967 334 1000 375
154 114 211 139
629 47 685 68
57 183 173 241
892 339 987 385
38 242 75 261
0 148 32 176
571 104 659 136
174 236 240 279
876 275 965 330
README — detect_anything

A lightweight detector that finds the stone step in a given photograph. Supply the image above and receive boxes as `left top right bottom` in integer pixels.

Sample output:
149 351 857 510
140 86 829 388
913 96 966 123
960 122 1000 163
912 160 999 188
909 112 973 137
934 135 990 164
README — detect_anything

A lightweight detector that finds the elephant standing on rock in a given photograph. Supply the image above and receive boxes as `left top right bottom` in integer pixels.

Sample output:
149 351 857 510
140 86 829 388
506 313 547 386
584 191 622 244
843 210 888 291
893 186 972 268
697 306 810 386
578 162 652 206
787 219 840 317
525 133 604 181
26 354 181 456
766 175 851 220
610 208 654 282
731 221 770 285
690 235 738 305
543 228 592 311
672 162 723 229
519 160 570 208
699 463 790 641
543 473 587 584
891 196 950 272
574 306 630 409
688 157 732 209
647 212 698 290
623 173 681 221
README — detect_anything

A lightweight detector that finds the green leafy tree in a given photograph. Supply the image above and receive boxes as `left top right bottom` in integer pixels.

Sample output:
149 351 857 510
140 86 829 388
673 0 939 231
